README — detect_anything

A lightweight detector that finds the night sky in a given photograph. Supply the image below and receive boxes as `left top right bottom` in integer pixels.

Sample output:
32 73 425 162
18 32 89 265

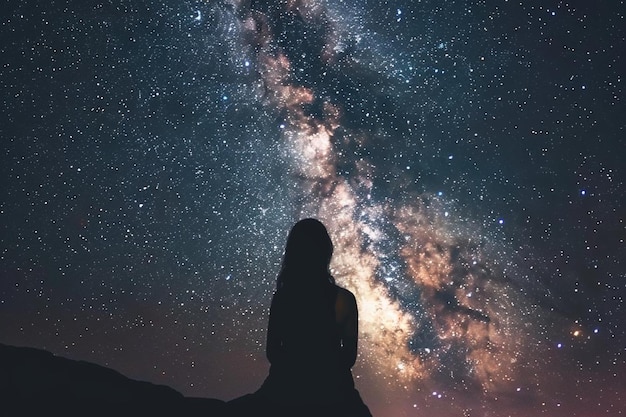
1 1 625 416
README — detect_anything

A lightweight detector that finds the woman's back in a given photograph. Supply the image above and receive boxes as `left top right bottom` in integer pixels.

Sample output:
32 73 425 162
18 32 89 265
262 282 355 403
272 284 338 353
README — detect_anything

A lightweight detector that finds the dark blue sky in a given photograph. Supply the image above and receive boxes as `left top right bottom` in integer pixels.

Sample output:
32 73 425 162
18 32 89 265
1 1 624 416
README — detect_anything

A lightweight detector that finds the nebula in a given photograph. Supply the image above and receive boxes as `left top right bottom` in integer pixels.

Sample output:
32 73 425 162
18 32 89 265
242 0 546 402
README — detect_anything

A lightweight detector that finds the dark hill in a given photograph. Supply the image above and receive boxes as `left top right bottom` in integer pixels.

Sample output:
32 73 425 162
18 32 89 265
0 343 225 416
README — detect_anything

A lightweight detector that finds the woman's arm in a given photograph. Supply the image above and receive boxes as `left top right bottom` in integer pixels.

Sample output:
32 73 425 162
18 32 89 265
336 288 358 368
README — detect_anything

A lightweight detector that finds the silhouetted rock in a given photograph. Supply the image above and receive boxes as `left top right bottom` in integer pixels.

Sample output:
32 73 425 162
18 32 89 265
0 343 226 416
226 391 373 417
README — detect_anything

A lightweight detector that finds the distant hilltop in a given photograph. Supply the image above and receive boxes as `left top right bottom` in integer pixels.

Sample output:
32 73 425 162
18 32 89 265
0 343 225 416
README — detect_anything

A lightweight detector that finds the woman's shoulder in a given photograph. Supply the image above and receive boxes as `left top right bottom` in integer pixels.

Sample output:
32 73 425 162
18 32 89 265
334 285 357 318
334 285 355 300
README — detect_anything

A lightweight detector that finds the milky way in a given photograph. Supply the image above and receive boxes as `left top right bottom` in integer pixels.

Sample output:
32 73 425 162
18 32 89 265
1 1 625 416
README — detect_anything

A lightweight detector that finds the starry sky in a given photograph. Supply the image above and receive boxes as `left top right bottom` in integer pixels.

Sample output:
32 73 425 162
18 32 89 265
1 0 625 416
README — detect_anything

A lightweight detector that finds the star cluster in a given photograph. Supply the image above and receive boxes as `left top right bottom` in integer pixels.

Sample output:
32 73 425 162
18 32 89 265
1 1 624 416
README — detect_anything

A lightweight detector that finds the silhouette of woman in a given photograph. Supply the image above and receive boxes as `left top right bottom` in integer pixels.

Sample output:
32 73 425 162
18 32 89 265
228 218 372 417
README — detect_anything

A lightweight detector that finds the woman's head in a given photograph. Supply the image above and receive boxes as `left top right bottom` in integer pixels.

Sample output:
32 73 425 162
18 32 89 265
277 218 334 289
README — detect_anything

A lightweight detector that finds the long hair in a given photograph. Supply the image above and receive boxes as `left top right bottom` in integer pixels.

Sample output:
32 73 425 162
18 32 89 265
276 218 335 290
